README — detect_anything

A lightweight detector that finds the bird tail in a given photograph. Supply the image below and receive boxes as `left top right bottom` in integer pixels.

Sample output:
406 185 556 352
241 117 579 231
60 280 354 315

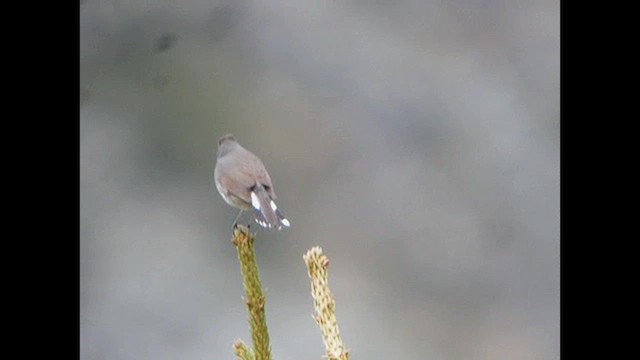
250 185 290 230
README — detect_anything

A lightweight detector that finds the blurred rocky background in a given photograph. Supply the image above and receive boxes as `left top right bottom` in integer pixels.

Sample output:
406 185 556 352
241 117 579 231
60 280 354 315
80 0 559 359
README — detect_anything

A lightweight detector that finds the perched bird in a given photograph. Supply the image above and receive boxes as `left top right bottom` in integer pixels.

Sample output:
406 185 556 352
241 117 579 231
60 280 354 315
214 134 290 229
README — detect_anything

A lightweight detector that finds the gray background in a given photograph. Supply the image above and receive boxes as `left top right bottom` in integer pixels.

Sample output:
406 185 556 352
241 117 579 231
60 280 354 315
80 0 559 359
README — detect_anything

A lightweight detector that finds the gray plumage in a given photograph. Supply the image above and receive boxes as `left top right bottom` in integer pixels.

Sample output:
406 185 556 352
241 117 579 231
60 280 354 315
214 134 290 229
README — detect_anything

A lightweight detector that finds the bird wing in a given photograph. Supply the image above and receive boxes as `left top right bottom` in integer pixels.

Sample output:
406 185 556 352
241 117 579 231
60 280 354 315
217 151 277 203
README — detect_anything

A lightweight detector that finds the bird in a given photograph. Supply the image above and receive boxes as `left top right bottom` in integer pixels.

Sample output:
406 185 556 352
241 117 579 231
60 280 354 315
214 134 290 230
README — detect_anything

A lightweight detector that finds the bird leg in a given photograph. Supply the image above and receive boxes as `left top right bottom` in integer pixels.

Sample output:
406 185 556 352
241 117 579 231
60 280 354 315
233 209 245 229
